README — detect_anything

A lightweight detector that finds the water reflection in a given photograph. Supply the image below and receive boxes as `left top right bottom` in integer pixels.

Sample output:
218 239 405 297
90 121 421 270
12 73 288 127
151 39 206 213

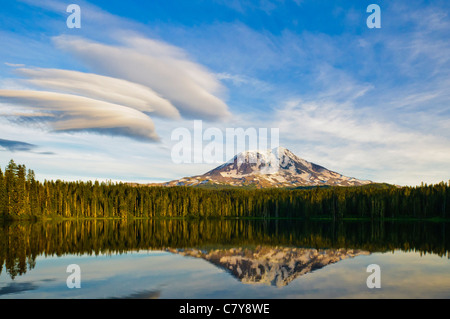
168 246 370 286
0 219 449 280
0 278 56 296
0 282 37 296
110 289 161 299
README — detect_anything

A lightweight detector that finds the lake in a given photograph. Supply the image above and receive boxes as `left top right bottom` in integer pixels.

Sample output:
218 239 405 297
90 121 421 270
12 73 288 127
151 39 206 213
1 219 449 299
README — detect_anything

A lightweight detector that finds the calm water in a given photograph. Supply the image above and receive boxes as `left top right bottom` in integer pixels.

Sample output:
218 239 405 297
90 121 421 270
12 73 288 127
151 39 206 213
1 219 449 299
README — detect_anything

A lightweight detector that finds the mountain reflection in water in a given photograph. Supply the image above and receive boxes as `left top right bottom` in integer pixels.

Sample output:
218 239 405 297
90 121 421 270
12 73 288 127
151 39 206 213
167 246 370 287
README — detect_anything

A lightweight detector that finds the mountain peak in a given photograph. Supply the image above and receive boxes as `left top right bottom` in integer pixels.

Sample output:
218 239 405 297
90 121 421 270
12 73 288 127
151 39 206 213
164 147 372 188
272 145 288 153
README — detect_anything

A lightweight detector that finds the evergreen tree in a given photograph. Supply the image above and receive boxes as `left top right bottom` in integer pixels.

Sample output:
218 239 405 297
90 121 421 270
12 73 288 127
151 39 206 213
0 167 5 219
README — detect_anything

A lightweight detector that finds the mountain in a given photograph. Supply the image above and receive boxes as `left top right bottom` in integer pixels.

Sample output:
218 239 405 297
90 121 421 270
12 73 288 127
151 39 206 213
166 246 370 287
163 147 372 188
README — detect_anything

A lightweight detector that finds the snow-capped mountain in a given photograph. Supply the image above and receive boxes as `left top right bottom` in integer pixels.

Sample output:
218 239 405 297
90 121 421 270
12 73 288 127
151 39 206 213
164 147 372 188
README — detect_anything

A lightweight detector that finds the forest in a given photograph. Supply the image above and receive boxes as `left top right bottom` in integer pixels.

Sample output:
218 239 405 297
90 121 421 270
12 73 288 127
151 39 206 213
1 159 449 220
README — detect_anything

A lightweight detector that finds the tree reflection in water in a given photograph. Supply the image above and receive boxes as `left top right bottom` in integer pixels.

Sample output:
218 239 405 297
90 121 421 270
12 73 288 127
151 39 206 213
0 219 449 279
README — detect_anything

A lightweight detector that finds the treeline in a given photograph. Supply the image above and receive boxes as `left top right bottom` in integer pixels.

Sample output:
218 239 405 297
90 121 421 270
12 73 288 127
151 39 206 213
1 159 450 220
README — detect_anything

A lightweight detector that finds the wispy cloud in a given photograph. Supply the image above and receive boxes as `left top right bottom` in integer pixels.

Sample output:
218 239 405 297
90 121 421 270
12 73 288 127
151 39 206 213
275 66 450 185
5 62 25 67
214 0 302 15
0 138 36 152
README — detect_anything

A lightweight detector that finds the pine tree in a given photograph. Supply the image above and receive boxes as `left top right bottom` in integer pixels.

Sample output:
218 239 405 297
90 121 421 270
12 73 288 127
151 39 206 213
0 167 5 219
4 160 19 219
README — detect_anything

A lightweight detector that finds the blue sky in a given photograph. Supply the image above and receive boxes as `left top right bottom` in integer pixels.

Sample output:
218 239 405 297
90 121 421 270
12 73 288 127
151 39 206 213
0 0 450 186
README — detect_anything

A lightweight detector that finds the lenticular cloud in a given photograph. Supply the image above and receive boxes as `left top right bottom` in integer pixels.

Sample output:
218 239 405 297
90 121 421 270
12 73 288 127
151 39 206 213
0 34 231 142
53 35 231 120
16 67 181 120
0 89 160 142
